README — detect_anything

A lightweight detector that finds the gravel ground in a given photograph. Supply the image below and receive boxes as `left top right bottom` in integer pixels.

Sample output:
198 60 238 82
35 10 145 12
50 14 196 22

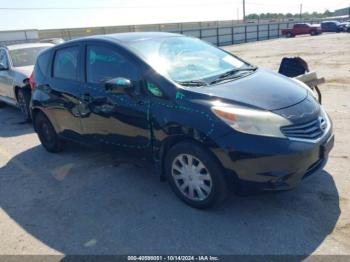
0 33 349 258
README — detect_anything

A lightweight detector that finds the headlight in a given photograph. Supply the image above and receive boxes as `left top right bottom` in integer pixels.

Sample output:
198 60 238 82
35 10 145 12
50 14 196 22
211 105 292 138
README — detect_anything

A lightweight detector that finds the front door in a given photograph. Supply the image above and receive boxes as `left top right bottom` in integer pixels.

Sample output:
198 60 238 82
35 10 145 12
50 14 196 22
79 43 151 155
0 49 13 100
300 24 309 34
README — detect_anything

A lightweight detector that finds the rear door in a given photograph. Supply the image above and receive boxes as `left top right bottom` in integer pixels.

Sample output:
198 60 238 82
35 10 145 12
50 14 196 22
79 42 152 154
44 44 84 139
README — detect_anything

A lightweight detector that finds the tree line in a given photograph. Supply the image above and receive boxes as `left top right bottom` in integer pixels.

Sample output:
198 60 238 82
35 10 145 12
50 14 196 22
246 10 333 20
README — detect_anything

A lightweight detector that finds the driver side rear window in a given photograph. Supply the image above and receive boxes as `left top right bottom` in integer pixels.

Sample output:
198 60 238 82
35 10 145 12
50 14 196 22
53 46 79 81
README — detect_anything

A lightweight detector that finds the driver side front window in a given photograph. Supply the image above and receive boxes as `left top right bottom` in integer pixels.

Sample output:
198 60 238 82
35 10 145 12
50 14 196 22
86 45 139 84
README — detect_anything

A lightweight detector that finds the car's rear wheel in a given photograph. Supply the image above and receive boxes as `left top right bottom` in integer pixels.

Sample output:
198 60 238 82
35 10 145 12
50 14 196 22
310 31 316 36
34 112 63 153
165 141 228 209
287 32 293 38
17 88 32 122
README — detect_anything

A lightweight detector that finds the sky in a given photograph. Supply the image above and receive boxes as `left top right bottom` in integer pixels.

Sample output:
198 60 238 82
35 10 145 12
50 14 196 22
0 0 349 30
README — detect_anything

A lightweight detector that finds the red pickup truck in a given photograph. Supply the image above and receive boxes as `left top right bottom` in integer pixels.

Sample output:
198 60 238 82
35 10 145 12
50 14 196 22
282 23 322 37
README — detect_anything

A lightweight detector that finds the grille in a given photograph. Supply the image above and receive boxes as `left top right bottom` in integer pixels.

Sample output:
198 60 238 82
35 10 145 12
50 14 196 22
281 117 327 140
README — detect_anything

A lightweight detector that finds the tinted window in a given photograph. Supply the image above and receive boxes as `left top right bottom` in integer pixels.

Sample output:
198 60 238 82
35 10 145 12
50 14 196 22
9 47 48 67
86 45 138 83
37 50 51 77
53 46 79 81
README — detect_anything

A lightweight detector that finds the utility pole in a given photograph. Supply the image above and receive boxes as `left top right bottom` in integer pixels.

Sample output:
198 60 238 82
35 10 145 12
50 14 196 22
299 3 303 20
243 0 246 22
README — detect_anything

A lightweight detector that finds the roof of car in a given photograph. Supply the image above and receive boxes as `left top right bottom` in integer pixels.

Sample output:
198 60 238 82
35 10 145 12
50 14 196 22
5 42 54 51
90 32 183 43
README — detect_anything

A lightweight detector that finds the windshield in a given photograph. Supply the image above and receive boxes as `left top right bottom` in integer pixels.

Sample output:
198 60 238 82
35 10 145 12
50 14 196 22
10 47 48 67
128 36 250 84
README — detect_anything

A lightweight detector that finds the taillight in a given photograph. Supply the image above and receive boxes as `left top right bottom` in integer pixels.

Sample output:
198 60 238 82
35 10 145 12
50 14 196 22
29 73 36 89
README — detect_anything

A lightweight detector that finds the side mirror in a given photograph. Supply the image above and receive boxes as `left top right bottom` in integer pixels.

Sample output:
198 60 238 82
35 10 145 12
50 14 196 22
0 64 8 71
104 77 133 94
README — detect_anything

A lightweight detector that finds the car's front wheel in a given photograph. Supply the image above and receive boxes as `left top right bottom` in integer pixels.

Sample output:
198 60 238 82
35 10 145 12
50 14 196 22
165 142 228 209
17 88 32 122
34 111 63 153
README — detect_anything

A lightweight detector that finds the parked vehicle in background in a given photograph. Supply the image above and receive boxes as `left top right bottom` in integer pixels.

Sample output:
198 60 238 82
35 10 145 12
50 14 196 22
39 38 65 45
339 22 350 32
321 21 343 32
282 23 322 37
31 33 334 208
0 43 53 121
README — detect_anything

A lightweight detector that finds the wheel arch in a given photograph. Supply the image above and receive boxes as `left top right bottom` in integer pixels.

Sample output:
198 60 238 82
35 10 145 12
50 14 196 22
157 135 228 182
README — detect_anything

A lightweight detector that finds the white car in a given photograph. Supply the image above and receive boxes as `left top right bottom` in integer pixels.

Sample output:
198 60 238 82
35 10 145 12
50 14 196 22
0 43 53 121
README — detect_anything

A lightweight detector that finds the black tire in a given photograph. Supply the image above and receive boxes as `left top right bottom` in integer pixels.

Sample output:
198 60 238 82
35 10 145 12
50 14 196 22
34 111 63 153
287 32 293 38
17 88 32 122
165 141 228 209
310 31 316 36
0 100 6 108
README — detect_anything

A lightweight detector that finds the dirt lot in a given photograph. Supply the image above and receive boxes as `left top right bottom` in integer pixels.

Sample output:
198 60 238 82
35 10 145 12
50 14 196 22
0 33 349 257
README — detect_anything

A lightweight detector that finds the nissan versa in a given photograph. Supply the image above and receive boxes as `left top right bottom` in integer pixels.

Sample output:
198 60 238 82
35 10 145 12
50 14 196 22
30 32 334 208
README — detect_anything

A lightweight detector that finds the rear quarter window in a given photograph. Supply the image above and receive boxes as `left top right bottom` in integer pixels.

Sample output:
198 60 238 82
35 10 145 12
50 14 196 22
36 49 51 77
53 46 80 81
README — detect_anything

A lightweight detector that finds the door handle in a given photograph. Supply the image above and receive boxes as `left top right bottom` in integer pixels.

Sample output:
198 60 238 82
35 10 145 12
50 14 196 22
81 93 92 103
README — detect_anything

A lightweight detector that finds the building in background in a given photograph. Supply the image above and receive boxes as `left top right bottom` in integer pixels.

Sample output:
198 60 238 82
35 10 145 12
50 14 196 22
0 30 38 45
334 7 350 17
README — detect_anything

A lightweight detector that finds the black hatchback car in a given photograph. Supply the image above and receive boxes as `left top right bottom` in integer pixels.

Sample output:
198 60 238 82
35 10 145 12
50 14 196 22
30 32 334 208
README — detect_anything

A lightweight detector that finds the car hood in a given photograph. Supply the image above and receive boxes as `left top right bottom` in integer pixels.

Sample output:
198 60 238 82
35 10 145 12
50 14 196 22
189 68 308 111
14 65 34 77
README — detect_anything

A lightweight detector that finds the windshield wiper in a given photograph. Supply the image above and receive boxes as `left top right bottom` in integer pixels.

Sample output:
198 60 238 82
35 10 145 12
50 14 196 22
176 80 208 87
210 67 257 85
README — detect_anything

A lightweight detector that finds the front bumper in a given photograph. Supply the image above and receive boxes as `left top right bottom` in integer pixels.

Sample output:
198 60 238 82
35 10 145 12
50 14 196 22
211 128 334 192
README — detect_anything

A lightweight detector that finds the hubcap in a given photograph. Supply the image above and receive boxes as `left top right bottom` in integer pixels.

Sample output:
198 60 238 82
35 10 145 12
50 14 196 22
171 154 212 201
